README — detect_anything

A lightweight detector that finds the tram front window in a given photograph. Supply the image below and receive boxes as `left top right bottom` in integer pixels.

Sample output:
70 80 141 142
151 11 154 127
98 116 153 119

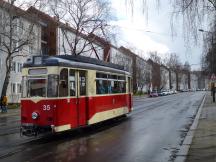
47 75 59 97
28 78 46 97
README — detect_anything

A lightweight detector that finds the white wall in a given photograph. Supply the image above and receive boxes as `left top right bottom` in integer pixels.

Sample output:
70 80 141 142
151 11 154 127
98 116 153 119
110 47 133 73
57 27 104 60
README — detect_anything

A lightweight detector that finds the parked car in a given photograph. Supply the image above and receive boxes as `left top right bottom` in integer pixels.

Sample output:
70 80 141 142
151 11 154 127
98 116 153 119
149 90 158 97
158 90 164 96
161 90 169 96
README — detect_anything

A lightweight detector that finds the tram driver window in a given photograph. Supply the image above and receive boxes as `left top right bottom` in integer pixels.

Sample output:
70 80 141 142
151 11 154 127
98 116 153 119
59 68 68 97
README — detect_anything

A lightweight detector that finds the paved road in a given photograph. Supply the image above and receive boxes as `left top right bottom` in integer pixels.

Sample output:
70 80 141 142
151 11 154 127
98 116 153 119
0 92 206 162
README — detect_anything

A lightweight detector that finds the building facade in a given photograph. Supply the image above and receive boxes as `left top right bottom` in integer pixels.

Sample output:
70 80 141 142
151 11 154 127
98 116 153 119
0 2 41 103
160 65 170 90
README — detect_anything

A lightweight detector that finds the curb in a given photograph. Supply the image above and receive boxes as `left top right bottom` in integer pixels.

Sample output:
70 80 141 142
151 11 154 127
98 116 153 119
174 93 206 162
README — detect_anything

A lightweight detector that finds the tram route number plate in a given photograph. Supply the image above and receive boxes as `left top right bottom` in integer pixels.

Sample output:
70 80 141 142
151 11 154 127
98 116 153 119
43 105 51 111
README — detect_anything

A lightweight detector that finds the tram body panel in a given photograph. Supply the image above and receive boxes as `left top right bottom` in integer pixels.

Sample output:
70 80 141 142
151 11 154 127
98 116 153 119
77 97 88 126
87 94 130 124
21 99 56 126
55 98 77 128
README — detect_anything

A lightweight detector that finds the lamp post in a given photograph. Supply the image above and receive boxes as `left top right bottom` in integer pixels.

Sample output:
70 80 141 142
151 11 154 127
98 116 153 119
199 29 216 102
198 29 214 74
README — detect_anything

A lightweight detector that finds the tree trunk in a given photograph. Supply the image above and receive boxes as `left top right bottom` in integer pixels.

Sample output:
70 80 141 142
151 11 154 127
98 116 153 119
1 55 12 98
1 70 11 98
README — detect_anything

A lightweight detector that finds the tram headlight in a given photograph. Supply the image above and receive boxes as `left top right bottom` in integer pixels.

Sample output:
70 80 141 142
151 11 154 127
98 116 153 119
32 112 39 120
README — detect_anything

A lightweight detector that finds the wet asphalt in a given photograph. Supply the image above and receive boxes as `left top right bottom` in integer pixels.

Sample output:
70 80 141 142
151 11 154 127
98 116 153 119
0 92 206 162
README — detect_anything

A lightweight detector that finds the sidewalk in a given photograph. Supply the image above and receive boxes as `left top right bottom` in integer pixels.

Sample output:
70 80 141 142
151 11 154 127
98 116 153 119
0 108 20 118
186 92 216 162
133 95 148 100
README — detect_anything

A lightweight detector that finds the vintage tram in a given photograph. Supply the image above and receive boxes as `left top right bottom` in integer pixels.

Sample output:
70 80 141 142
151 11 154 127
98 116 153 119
20 55 132 136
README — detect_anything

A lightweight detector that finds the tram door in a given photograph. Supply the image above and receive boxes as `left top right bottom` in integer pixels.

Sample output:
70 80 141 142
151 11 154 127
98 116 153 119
77 70 87 126
69 69 87 127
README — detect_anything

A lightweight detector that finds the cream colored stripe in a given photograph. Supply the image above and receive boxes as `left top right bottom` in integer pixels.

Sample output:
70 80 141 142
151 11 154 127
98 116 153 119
88 107 129 125
54 124 71 132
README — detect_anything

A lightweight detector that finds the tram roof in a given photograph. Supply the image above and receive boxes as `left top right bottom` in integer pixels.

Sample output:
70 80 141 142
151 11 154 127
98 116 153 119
23 55 131 75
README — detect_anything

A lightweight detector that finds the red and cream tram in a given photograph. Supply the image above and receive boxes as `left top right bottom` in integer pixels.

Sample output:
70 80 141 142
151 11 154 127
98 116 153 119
20 55 132 136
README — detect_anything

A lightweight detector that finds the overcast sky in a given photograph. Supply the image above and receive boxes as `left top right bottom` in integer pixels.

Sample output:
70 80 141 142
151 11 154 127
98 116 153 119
110 0 204 70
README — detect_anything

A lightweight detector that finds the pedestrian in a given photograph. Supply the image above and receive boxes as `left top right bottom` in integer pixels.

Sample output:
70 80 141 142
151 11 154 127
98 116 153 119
211 84 215 103
1 95 8 113
0 96 2 113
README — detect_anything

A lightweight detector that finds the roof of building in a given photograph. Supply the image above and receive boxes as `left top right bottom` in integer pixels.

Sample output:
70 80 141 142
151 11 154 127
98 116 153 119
0 0 39 24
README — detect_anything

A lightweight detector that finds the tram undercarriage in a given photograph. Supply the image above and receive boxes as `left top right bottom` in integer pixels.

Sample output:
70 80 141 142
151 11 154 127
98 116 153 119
20 124 52 137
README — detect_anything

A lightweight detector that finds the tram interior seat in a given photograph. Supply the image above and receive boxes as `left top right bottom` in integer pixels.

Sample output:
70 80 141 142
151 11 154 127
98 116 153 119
59 80 68 97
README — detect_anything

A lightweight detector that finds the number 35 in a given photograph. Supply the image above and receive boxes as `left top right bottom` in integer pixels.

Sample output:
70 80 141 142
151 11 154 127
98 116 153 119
43 105 51 111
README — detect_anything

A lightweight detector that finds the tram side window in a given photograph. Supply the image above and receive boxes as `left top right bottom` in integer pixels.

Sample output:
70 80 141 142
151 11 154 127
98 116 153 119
79 71 86 96
69 69 76 96
96 80 106 94
59 68 68 97
128 77 131 93
96 73 107 94
47 75 59 97
96 72 126 94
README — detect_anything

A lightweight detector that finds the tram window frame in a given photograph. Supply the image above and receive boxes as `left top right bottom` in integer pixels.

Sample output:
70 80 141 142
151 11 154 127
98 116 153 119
96 72 126 94
128 77 131 93
21 76 27 98
47 74 59 97
69 69 76 97
79 71 86 96
59 68 69 97
27 77 47 97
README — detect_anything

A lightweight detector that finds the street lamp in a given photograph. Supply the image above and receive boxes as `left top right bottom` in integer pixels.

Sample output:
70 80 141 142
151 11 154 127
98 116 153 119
198 28 214 75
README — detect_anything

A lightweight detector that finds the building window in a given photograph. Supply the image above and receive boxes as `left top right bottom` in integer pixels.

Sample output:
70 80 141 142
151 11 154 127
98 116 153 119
0 58 2 70
0 11 3 26
19 20 24 35
0 35 2 46
17 83 22 93
11 61 16 72
29 46 33 55
11 83 16 94
17 63 22 73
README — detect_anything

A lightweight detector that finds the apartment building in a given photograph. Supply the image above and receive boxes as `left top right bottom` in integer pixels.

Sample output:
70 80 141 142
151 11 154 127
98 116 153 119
0 1 41 103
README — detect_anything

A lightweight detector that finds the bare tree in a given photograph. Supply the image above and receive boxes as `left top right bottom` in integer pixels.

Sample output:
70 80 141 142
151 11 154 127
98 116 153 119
0 0 39 98
164 53 181 69
149 51 162 64
136 57 151 94
45 0 112 57
164 53 183 90
111 48 133 73
201 17 216 75
126 0 215 42
147 51 162 90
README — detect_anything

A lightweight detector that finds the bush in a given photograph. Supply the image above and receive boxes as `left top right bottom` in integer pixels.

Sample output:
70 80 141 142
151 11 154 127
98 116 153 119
134 91 147 96
7 103 20 109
